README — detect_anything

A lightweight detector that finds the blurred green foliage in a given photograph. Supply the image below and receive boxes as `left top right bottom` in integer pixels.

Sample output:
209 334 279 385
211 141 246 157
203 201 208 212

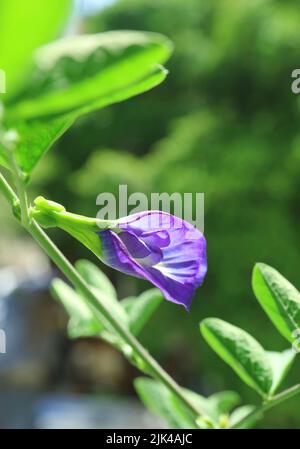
32 0 300 427
0 0 71 96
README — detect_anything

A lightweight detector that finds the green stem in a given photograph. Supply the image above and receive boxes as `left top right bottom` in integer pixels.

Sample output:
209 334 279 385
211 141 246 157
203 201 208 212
0 171 202 422
9 155 30 227
28 220 202 419
0 131 29 226
0 171 19 206
232 384 300 429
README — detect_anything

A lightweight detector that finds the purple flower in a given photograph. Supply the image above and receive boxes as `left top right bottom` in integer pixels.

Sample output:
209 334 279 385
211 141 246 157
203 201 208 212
97 211 207 309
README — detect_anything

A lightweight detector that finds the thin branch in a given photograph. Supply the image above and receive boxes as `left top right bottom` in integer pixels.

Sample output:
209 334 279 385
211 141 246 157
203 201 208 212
232 384 300 429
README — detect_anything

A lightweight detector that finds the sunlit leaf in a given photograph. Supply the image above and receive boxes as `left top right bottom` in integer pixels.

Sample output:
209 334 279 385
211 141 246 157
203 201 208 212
252 263 300 343
229 405 257 429
200 318 273 397
3 31 171 174
8 31 172 120
0 0 71 96
267 349 296 394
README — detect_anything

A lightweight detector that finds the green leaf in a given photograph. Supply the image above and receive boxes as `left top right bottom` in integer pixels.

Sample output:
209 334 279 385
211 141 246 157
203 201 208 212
0 0 71 96
135 377 240 429
7 115 74 174
205 391 241 420
252 263 300 343
122 288 163 335
185 389 240 425
8 31 172 120
134 377 197 429
0 143 9 169
200 318 273 397
229 405 257 429
75 259 129 328
4 32 171 174
51 278 104 339
75 259 117 299
8 65 166 174
267 349 296 394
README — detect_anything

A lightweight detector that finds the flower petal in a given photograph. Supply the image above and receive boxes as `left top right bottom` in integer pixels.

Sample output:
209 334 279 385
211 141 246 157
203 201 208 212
118 210 180 232
99 229 146 279
98 211 207 309
99 228 199 309
118 230 162 265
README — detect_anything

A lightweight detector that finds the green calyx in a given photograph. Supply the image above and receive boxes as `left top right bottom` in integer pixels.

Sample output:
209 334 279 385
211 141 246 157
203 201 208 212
30 196 67 228
30 196 116 258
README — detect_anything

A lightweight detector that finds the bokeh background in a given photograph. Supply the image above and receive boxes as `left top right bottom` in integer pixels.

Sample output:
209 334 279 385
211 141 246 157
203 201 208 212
0 0 300 428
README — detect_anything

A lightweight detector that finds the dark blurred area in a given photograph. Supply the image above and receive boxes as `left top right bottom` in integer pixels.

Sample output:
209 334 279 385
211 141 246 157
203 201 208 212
1 0 300 428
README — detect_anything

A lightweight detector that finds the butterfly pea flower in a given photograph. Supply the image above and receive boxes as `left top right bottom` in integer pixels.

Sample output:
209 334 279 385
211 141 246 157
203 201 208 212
99 212 207 309
32 197 207 309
